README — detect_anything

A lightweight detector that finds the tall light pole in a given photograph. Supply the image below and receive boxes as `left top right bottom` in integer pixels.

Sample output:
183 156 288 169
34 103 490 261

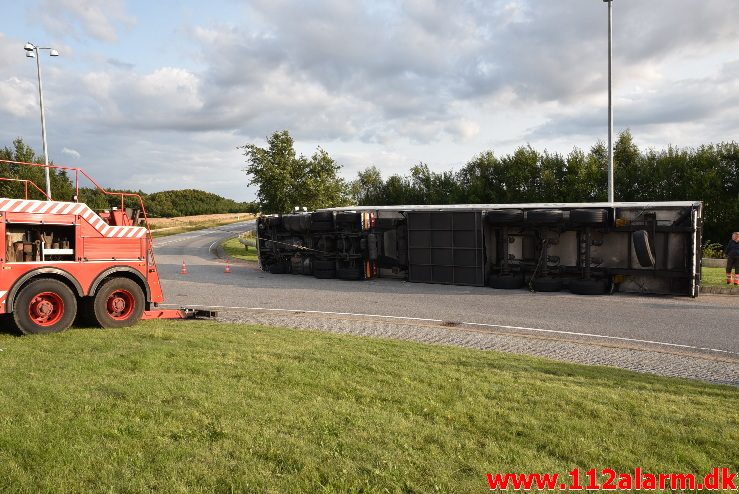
24 42 59 200
604 0 614 203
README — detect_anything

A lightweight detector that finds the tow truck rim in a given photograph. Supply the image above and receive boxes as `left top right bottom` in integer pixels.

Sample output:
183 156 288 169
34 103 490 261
107 289 135 320
28 291 64 326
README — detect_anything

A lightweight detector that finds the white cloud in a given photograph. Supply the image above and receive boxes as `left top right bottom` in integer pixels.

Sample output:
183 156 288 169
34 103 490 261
0 77 37 118
36 0 135 42
1 1 738 202
61 147 80 159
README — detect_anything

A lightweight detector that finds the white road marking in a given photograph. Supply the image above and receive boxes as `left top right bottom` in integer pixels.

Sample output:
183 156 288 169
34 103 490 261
157 304 739 356
154 230 218 247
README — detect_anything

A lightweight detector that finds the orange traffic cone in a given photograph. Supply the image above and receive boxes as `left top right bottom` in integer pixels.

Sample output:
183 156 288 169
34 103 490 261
180 260 188 275
224 262 231 274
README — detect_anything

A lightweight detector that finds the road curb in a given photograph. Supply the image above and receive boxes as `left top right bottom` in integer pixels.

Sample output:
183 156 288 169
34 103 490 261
701 285 739 296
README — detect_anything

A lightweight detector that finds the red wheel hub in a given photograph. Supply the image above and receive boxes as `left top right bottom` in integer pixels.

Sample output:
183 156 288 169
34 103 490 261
29 292 64 327
107 290 135 320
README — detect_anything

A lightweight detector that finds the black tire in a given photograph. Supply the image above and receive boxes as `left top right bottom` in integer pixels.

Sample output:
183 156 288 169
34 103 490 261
313 259 336 271
283 214 310 233
311 221 333 232
281 215 296 232
526 209 564 224
633 230 655 267
311 212 334 232
569 278 609 295
13 278 77 335
336 211 361 227
265 215 282 228
316 236 336 252
77 296 98 327
486 209 524 225
0 314 19 334
92 277 145 329
290 256 303 275
531 276 563 292
488 273 525 289
570 209 608 226
337 266 363 280
313 260 336 279
269 262 289 274
301 257 312 276
311 211 333 222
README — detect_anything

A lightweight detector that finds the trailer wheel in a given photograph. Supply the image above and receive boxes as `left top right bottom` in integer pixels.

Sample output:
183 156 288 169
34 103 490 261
14 278 77 334
265 215 282 228
569 209 608 226
283 214 310 233
268 261 290 274
486 209 524 225
313 259 336 279
335 211 361 229
531 276 563 292
310 211 334 232
569 278 609 295
633 230 655 267
337 266 363 280
526 209 564 224
93 278 145 329
290 256 303 275
488 273 524 289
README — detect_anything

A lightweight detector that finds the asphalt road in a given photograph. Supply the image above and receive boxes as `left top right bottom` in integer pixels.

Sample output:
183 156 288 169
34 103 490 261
153 223 739 362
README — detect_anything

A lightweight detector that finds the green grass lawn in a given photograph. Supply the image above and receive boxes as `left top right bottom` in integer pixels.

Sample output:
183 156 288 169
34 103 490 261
702 266 729 287
0 321 736 493
222 236 259 262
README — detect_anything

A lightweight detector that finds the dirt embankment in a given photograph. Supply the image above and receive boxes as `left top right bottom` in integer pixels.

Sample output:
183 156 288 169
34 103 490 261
147 213 255 229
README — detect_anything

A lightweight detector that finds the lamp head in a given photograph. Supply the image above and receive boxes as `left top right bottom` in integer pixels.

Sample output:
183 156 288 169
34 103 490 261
49 49 59 57
24 42 34 52
26 51 35 58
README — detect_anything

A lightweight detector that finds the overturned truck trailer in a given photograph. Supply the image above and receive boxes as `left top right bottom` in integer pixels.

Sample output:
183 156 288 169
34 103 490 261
256 202 703 297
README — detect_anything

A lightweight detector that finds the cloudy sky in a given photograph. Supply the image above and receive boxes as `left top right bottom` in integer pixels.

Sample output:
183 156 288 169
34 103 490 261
1 1 737 201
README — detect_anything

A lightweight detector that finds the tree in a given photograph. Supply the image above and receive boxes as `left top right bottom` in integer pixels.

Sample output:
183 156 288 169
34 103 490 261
0 137 73 200
242 130 349 213
351 166 385 205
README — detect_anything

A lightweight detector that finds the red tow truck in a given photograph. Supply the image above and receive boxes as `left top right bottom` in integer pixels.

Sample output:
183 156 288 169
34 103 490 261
0 159 210 334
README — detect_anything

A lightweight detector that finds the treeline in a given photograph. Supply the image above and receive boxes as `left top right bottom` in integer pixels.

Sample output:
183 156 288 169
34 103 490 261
350 131 739 243
76 188 258 217
1 138 257 217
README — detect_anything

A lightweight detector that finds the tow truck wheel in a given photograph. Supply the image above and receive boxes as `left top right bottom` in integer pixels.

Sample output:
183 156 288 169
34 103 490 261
93 278 145 329
14 279 77 335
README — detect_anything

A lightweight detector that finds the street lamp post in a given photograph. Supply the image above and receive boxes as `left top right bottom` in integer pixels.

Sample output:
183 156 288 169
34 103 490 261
604 0 614 203
24 42 59 200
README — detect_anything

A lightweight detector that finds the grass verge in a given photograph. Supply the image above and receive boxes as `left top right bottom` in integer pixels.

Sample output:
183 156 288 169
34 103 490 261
0 321 736 492
221 236 259 262
702 266 730 287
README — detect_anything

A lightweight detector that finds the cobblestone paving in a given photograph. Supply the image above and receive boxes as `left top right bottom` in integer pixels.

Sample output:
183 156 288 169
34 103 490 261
217 309 739 387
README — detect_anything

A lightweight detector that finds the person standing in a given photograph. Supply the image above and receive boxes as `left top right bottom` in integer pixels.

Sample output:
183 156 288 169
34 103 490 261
725 232 739 285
